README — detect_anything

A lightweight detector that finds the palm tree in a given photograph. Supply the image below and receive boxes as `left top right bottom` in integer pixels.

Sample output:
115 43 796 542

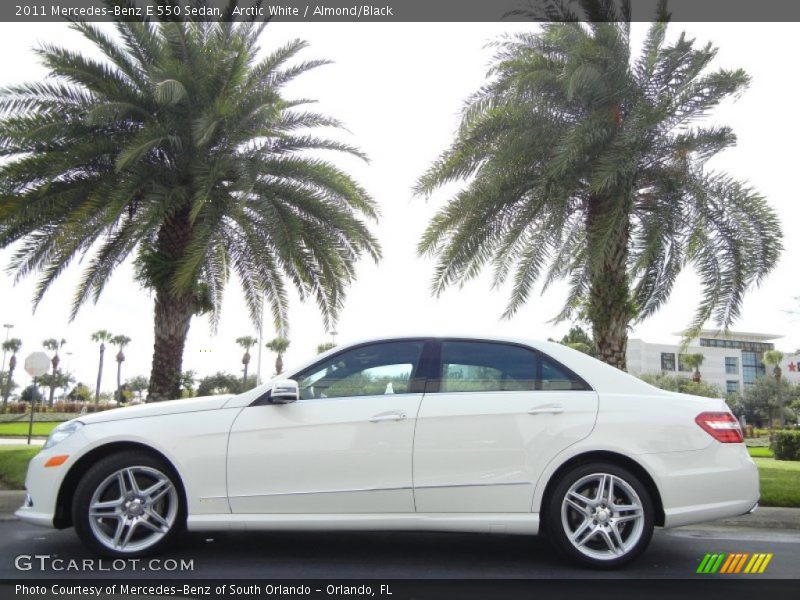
680 353 705 383
111 334 131 403
0 4 380 401
90 330 113 404
1 338 22 408
236 336 258 386
266 337 290 375
415 1 781 370
763 350 785 427
42 338 66 406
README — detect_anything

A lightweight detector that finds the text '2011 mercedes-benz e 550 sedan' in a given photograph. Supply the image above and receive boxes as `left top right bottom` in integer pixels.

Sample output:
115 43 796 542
17 336 759 568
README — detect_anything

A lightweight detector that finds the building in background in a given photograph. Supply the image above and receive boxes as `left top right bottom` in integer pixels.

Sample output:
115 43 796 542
627 330 800 394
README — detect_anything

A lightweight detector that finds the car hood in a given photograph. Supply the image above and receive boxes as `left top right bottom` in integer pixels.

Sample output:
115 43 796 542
77 395 234 425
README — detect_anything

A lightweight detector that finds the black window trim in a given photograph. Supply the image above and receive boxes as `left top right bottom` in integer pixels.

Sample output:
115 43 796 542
426 337 593 394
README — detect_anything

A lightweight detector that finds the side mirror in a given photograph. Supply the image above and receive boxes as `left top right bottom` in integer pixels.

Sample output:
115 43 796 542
269 379 299 404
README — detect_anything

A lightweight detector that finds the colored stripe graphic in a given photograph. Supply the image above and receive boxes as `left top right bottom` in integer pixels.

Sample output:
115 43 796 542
698 552 771 574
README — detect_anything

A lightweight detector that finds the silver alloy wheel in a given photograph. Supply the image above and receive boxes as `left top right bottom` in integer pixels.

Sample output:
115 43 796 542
87 465 178 553
560 472 645 561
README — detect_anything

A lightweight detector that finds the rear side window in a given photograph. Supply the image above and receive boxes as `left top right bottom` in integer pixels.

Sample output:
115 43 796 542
440 341 535 392
438 341 590 393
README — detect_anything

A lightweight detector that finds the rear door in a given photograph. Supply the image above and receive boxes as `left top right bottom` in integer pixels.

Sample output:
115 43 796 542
413 340 598 513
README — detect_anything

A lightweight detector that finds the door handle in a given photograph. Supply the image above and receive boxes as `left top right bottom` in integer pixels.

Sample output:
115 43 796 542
369 412 407 423
528 404 564 415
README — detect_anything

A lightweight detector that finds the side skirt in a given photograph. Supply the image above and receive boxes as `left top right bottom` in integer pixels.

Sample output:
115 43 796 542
187 513 540 535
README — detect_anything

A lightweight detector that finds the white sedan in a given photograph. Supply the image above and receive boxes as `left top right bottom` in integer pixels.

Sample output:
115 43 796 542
16 336 759 568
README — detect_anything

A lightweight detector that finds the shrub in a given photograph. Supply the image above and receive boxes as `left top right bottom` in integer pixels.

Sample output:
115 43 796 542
771 431 800 461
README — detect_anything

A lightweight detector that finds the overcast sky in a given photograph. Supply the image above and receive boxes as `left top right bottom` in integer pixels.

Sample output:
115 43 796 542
1 22 799 393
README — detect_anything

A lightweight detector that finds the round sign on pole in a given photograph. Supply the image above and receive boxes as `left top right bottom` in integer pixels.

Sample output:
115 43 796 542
24 351 51 378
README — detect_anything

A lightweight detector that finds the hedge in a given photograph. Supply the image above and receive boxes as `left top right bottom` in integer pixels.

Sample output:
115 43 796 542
771 431 800 461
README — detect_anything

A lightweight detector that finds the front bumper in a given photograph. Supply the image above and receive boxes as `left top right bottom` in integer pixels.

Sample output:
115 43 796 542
14 432 89 529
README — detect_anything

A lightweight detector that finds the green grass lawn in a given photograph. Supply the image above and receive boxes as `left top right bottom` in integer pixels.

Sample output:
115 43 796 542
0 422 58 437
754 457 800 508
0 445 39 489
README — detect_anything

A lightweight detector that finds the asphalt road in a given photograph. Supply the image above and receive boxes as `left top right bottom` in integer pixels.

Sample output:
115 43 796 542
0 520 798 580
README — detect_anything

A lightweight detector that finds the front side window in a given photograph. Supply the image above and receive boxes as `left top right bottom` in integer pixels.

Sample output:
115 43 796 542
439 341 589 392
294 341 424 399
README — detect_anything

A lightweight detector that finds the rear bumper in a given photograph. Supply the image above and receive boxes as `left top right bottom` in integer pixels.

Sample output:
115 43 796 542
638 442 759 528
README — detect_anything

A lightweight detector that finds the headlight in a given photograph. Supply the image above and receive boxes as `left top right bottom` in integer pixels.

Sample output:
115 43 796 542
43 420 84 449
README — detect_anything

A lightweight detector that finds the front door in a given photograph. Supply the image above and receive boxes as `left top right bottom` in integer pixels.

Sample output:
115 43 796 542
413 340 599 513
227 340 426 513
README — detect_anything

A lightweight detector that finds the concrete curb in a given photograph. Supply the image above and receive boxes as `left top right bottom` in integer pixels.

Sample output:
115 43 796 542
1 490 799 529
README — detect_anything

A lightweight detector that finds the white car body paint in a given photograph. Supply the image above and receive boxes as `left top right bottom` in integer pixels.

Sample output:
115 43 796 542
16 335 759 539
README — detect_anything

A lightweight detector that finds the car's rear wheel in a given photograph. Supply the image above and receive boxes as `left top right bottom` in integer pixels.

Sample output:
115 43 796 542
545 462 654 569
73 450 185 557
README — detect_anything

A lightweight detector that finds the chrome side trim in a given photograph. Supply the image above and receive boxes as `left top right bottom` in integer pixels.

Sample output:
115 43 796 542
225 481 530 499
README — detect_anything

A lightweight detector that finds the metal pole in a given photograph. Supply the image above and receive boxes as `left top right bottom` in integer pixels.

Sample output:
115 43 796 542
27 377 36 445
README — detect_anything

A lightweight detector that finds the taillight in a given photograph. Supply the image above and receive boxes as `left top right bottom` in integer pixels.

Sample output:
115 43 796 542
695 412 743 443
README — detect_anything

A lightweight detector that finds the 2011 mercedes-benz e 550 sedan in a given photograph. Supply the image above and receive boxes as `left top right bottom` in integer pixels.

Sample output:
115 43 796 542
17 336 758 568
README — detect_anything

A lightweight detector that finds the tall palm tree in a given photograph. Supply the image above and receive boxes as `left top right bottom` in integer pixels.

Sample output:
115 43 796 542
42 338 66 406
111 334 131 403
236 336 258 386
90 330 113 404
763 349 785 427
1 338 22 408
416 1 781 369
0 3 380 401
266 337 290 375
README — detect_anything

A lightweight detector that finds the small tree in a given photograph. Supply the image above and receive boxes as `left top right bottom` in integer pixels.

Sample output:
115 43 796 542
180 370 197 398
1 338 22 408
126 375 150 402
236 336 258 386
266 337 291 375
680 353 705 383
763 350 785 427
317 342 336 354
560 326 596 356
67 383 92 403
197 372 242 396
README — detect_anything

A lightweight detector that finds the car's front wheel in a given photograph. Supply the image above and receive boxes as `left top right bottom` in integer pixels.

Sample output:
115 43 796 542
73 450 185 557
545 462 654 569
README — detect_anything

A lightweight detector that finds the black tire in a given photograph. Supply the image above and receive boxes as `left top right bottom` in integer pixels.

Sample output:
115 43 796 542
544 461 654 569
73 450 185 558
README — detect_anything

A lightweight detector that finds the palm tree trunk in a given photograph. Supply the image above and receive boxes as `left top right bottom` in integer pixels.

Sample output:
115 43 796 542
276 354 283 375
2 356 15 408
95 344 104 404
147 209 195 402
242 360 249 387
48 362 57 407
116 360 122 403
586 197 632 371
148 288 194 401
